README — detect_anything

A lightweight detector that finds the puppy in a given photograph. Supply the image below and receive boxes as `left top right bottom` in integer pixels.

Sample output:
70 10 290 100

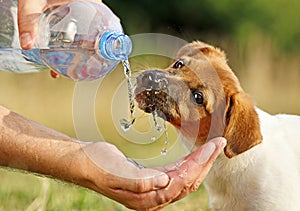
134 41 300 211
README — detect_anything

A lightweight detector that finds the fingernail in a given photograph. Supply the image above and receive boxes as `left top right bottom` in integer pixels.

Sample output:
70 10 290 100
218 138 227 150
20 32 33 49
154 174 169 188
198 142 216 164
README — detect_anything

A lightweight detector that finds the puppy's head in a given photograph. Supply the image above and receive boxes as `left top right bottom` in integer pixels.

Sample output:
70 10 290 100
134 41 262 158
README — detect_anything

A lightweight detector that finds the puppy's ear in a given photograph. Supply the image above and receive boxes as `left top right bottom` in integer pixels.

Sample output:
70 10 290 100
194 42 227 61
224 92 262 158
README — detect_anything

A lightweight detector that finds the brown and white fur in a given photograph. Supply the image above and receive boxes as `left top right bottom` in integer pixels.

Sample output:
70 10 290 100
134 41 300 211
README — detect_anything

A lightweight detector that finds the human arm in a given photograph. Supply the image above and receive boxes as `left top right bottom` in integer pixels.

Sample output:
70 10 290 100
17 0 103 49
0 105 225 209
0 104 169 200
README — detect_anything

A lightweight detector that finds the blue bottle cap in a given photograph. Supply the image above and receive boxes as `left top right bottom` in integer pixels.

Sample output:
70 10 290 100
99 30 132 61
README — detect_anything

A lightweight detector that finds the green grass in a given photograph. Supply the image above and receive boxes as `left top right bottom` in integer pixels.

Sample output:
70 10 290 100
0 34 299 210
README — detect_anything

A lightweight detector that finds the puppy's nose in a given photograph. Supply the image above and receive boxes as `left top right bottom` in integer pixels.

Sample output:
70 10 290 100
138 71 168 91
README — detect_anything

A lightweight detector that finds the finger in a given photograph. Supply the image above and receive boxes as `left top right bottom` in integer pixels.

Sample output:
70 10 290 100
165 137 226 171
103 187 169 210
150 138 226 206
170 137 227 201
108 167 170 193
17 0 46 49
155 138 225 202
190 137 227 190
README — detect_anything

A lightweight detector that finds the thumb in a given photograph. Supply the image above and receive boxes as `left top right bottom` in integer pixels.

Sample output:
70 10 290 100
17 0 45 49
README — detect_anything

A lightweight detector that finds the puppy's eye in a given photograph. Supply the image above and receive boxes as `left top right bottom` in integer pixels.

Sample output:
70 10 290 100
172 60 184 69
190 90 204 105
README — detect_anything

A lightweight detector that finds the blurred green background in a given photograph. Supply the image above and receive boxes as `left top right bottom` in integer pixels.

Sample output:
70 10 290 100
0 0 300 210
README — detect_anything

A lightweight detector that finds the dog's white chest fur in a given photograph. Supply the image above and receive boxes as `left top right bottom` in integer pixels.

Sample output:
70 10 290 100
204 108 300 211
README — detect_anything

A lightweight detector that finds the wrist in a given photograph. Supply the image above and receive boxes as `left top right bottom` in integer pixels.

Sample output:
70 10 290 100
72 142 110 193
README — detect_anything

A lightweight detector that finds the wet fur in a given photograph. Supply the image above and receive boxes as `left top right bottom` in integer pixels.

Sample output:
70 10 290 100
135 41 300 210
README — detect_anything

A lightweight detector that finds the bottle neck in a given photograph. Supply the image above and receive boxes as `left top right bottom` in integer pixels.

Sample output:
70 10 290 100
99 31 132 61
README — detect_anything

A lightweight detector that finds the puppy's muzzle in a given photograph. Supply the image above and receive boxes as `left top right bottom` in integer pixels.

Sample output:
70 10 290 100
134 70 171 114
134 70 182 122
135 70 169 92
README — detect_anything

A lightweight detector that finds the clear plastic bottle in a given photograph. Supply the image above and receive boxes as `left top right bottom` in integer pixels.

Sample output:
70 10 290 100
0 0 132 81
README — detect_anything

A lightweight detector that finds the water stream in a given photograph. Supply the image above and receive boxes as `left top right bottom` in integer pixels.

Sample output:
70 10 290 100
120 60 136 131
152 110 169 155
120 60 169 155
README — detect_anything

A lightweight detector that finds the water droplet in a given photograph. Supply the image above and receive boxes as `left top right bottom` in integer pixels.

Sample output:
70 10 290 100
151 136 157 142
161 147 168 155
178 169 188 178
155 78 168 90
120 118 134 131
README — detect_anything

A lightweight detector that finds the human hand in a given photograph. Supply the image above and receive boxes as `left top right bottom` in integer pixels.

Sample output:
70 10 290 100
17 0 102 49
0 105 225 210
79 137 226 210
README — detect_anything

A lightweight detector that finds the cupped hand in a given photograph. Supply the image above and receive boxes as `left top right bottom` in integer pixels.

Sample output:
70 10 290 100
79 137 226 210
17 0 102 49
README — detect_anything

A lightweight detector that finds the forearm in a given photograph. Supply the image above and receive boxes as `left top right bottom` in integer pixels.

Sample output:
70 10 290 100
0 105 86 185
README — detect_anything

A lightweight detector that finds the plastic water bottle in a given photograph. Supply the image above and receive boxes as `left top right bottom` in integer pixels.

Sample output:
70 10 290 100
0 0 132 81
